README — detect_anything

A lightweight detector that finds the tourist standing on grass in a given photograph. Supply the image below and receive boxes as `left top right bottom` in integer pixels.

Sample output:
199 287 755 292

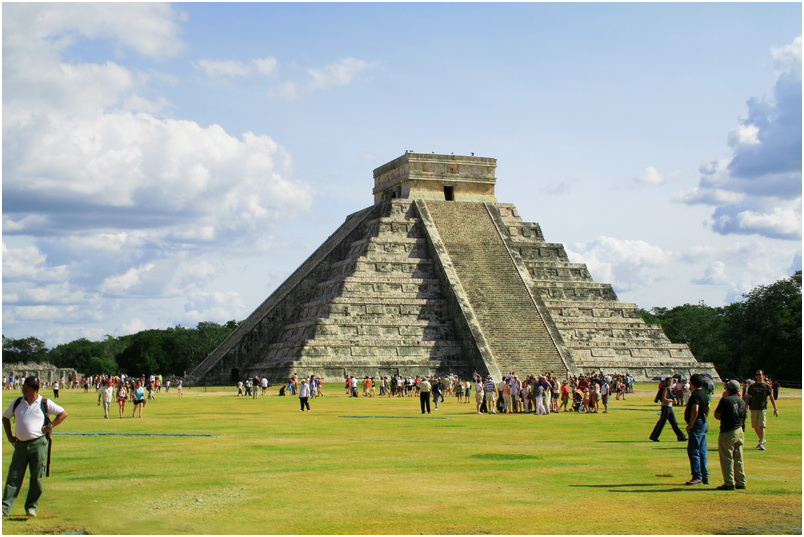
550 376 560 413
2 376 68 518
649 377 687 442
483 376 497 414
600 378 610 413
533 378 547 415
417 377 431 414
350 376 359 398
98 380 114 419
500 379 511 413
683 374 709 485
590 379 601 413
299 379 311 411
714 380 747 490
116 381 128 418
475 378 485 413
745 370 778 451
560 380 570 412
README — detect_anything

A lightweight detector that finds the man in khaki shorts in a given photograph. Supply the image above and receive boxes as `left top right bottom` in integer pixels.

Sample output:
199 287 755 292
483 376 497 414
745 370 778 450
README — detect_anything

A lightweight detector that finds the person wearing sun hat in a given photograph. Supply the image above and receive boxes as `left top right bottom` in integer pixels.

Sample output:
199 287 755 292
2 376 69 517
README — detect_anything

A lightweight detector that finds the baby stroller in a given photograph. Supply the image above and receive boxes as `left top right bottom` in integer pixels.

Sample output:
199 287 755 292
571 390 585 412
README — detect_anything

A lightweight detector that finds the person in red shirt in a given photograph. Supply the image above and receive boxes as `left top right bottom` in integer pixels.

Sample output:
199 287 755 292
560 381 570 412
577 376 590 392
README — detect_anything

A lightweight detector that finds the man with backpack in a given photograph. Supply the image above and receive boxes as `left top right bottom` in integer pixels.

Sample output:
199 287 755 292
2 376 68 518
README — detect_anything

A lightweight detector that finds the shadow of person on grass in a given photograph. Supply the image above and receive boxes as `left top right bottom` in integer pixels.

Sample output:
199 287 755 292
569 483 714 492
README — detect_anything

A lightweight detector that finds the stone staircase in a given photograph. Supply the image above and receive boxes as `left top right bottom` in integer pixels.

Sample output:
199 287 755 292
495 203 719 379
245 200 467 380
424 201 567 375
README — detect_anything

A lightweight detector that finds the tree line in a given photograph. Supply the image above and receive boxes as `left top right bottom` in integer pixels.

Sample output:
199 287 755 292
3 272 800 382
640 271 801 383
3 321 239 378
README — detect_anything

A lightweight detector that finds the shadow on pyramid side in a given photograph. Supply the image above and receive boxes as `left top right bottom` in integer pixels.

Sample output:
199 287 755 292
190 153 720 385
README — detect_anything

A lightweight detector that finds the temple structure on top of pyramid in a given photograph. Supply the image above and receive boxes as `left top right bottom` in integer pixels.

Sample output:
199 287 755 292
189 152 720 385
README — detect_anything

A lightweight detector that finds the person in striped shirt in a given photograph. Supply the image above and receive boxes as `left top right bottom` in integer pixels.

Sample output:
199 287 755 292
483 376 497 414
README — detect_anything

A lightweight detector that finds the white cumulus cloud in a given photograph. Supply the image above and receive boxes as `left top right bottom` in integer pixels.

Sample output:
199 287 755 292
633 166 666 186
566 236 676 294
676 35 802 240
2 3 313 344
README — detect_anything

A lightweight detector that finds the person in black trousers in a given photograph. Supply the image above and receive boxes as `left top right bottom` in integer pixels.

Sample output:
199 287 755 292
650 376 687 442
417 377 431 414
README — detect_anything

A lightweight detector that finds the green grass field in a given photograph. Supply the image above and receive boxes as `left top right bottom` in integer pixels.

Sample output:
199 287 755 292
1 383 800 535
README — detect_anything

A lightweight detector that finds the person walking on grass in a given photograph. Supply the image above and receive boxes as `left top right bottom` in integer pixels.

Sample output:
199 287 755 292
132 382 146 418
714 380 747 490
745 370 778 451
299 380 311 411
683 374 710 485
432 378 443 410
116 381 128 418
649 377 687 442
98 380 114 419
2 376 68 518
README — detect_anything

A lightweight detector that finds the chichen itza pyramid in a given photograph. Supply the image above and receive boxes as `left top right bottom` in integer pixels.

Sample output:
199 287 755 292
190 152 720 384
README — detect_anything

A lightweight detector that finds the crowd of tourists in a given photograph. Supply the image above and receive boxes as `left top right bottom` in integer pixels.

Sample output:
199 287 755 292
91 373 184 418
263 371 637 415
2 372 185 419
237 376 276 398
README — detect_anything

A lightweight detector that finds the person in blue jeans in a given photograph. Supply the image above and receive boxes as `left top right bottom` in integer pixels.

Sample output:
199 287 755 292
684 374 710 485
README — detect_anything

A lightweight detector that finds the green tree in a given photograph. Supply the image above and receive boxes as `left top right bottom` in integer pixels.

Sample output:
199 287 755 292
114 321 238 376
49 338 118 376
2 336 48 363
726 271 801 381
645 272 802 382
642 303 730 372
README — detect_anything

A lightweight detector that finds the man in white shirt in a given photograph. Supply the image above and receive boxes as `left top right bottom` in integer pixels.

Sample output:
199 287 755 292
98 380 115 418
417 377 432 414
2 376 68 517
298 380 311 411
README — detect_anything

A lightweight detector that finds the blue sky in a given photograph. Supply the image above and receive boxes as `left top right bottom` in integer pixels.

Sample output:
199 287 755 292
3 2 801 347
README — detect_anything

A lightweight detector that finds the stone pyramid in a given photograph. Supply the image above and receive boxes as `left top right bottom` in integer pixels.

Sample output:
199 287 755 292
190 152 720 384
